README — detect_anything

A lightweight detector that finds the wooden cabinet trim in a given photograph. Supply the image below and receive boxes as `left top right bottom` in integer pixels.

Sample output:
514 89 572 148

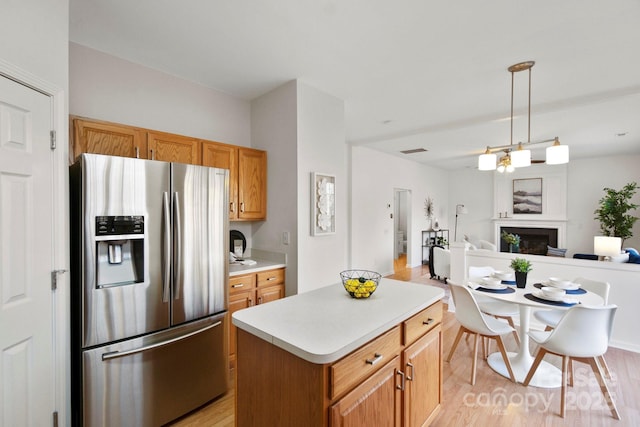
330 356 402 427
330 325 401 400
403 302 443 346
229 273 257 293
257 268 285 287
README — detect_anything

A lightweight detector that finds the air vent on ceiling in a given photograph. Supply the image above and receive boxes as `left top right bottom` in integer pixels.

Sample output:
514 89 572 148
400 148 428 155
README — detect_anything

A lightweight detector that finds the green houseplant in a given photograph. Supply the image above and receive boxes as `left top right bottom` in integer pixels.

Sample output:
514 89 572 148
593 182 639 246
510 257 532 288
501 231 521 253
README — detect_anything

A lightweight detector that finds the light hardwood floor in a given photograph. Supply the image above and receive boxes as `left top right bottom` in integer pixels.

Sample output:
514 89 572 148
168 258 639 426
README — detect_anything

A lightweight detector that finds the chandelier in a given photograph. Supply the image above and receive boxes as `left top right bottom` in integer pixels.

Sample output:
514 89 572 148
478 61 569 172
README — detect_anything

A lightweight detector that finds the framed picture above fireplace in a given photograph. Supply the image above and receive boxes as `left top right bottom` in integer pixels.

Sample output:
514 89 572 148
513 178 542 214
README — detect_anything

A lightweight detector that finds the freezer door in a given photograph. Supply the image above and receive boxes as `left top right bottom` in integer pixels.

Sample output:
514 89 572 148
172 163 229 325
82 314 228 427
79 154 171 348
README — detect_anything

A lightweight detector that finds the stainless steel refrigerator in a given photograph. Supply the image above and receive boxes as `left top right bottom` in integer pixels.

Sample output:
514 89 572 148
70 153 229 426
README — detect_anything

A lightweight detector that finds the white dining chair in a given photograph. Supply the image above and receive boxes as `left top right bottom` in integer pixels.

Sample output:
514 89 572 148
533 277 611 378
446 281 516 385
523 304 620 419
468 266 520 346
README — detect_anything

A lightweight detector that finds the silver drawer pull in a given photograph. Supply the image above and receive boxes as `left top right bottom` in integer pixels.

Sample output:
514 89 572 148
366 353 383 365
266 277 276 281
397 370 405 391
423 318 434 325
406 362 414 381
231 283 244 288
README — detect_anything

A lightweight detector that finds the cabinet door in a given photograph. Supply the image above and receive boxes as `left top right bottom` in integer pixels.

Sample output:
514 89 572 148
257 284 284 305
237 148 267 220
228 289 254 369
202 141 239 219
403 325 442 427
72 118 146 161
147 131 200 164
330 356 402 427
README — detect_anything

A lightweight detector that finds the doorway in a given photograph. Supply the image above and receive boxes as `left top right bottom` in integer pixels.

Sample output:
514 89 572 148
393 189 410 272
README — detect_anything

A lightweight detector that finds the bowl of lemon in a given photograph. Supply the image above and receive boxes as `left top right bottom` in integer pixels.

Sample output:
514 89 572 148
340 270 381 299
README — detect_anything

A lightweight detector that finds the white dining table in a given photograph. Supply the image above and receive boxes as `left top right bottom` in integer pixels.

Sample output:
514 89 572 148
469 279 604 388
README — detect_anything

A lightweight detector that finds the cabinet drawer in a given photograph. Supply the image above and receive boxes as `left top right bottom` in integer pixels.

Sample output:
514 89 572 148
257 268 285 287
330 325 401 400
229 274 256 293
403 302 442 346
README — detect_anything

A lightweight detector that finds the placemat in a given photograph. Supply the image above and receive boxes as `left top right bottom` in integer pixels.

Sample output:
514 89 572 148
501 280 516 286
533 283 587 295
524 293 578 307
477 287 516 294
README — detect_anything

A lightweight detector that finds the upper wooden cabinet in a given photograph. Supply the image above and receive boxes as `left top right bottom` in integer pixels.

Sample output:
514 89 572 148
202 141 239 219
202 142 267 221
238 148 267 221
70 117 146 162
71 116 267 221
147 131 200 164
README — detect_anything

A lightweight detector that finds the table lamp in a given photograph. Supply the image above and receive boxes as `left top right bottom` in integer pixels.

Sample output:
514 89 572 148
594 236 622 261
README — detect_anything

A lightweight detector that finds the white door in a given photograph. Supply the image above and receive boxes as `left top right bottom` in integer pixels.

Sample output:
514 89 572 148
0 75 54 426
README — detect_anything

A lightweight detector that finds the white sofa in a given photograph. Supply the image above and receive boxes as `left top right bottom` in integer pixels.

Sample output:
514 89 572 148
431 246 450 281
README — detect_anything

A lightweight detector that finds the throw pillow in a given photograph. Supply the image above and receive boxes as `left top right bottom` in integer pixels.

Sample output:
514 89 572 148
628 253 640 264
547 245 567 257
624 247 639 256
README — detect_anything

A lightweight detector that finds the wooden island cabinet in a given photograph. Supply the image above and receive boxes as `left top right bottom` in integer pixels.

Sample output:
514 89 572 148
233 279 444 426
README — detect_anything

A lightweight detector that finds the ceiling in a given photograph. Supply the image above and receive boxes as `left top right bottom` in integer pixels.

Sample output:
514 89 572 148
69 0 640 170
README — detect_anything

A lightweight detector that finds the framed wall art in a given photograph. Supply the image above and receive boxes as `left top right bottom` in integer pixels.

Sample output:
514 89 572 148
513 178 542 214
311 172 336 236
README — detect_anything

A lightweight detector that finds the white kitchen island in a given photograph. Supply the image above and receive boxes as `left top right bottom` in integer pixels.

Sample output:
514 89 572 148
232 278 445 426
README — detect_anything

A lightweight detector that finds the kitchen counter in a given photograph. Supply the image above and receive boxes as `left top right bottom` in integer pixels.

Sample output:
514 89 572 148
228 259 286 276
232 278 444 364
228 248 286 277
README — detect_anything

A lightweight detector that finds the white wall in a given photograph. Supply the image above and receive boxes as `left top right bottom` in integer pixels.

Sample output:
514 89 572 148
250 81 299 295
0 0 68 90
1 0 70 424
252 80 347 294
567 155 640 251
351 146 450 275
448 154 640 254
446 167 495 244
296 82 347 293
69 43 251 147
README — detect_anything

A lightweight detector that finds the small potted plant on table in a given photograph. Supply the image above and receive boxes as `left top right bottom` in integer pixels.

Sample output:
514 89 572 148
510 257 532 288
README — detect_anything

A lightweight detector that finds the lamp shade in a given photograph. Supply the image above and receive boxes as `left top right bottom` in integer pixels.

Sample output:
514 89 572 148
546 143 569 165
456 204 468 215
478 152 497 170
594 236 622 257
510 147 531 167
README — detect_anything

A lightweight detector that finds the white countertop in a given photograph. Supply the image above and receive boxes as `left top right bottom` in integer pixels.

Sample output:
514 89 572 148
232 278 444 364
229 259 286 276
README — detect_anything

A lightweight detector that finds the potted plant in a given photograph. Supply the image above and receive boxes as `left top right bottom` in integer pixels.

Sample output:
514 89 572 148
593 182 639 246
501 231 521 253
510 257 532 288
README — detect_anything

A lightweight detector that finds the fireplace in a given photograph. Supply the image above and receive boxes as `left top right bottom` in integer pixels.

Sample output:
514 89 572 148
500 226 558 255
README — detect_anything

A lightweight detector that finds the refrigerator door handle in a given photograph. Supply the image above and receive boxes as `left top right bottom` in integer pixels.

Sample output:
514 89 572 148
173 191 182 300
101 320 222 361
162 191 171 302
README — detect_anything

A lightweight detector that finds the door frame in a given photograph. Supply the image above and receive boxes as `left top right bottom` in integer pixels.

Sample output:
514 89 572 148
393 188 411 266
0 58 69 423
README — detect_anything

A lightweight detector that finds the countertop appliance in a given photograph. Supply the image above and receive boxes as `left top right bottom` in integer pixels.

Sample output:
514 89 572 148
70 154 229 426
